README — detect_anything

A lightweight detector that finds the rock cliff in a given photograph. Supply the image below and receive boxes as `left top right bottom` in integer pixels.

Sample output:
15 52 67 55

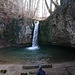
39 2 75 47
0 0 34 46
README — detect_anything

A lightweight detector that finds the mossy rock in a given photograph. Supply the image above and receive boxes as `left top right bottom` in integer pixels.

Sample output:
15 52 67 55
22 65 52 69
21 73 27 75
0 70 7 73
29 71 36 74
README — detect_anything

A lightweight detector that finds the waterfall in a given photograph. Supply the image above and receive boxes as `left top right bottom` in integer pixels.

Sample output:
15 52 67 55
32 21 39 47
26 21 39 50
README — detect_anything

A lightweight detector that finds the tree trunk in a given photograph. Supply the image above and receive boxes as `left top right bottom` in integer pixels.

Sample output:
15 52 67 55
32 0 40 18
45 0 52 14
51 0 58 8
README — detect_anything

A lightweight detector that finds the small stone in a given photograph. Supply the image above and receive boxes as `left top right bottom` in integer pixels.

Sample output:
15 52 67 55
0 70 7 73
21 73 27 75
29 71 36 74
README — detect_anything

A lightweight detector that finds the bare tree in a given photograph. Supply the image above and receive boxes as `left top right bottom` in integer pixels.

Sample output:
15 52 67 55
29 0 31 15
51 0 58 7
45 0 52 14
45 0 60 15
50 0 52 12
31 0 40 18
55 0 58 5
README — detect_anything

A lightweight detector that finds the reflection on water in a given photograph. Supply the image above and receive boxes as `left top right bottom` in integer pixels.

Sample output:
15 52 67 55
0 45 75 64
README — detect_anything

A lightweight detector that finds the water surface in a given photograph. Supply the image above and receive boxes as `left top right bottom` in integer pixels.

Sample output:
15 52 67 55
0 45 75 64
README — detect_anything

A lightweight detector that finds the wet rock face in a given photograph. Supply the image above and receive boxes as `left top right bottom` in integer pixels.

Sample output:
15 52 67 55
39 2 75 47
18 20 32 44
9 18 33 44
65 2 75 46
0 17 33 45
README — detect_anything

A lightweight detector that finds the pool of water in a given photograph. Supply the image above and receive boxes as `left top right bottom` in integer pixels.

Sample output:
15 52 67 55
0 45 75 64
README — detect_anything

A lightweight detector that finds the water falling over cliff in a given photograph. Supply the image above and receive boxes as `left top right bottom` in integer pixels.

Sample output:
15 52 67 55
26 21 39 50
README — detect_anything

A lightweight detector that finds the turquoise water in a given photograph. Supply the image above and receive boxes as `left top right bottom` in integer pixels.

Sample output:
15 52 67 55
0 45 75 64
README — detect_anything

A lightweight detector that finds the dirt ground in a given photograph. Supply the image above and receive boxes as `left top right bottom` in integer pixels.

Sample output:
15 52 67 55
0 61 75 75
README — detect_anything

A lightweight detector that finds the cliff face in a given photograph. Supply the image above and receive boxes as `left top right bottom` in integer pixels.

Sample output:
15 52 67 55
0 17 33 46
39 2 75 47
0 0 34 46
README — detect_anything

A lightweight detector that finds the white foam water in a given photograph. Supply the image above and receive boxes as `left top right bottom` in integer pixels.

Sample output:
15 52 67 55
26 21 39 50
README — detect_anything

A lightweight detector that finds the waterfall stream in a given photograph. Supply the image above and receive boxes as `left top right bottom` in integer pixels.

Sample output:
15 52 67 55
26 21 39 50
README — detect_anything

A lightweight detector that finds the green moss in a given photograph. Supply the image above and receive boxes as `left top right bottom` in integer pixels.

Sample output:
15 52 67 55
39 20 51 43
21 73 27 75
8 18 21 43
0 70 7 73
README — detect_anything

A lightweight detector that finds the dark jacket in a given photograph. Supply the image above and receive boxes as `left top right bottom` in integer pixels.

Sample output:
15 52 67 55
37 69 46 75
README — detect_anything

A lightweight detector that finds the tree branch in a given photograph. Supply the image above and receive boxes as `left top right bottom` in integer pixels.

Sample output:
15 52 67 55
51 0 58 8
32 0 40 18
45 0 52 14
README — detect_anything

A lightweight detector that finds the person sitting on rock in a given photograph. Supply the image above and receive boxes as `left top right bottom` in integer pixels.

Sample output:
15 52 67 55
37 66 46 75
